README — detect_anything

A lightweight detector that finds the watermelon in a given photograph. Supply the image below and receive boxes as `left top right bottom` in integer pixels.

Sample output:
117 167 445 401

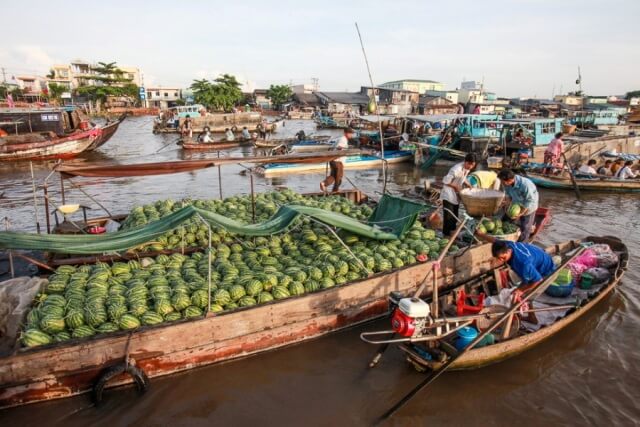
141 312 164 326
39 315 66 334
288 282 305 296
228 285 246 301
238 296 257 307
164 312 182 322
65 309 85 329
257 292 274 304
53 331 71 342
72 325 95 338
183 306 203 318
22 329 53 347
507 203 522 218
272 285 291 300
191 289 209 309
96 322 119 333
119 314 141 330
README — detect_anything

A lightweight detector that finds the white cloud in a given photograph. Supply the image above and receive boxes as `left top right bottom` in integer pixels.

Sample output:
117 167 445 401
0 45 55 76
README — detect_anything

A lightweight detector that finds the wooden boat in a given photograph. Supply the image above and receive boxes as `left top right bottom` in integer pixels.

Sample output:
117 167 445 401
395 236 628 372
253 135 331 149
525 171 640 193
85 114 126 151
0 129 100 161
179 139 242 151
289 140 334 153
0 228 495 408
258 150 414 176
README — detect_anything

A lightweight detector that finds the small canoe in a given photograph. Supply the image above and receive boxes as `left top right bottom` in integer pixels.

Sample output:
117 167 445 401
258 150 414 176
386 236 628 375
253 135 331 149
525 171 640 193
180 140 242 151
0 129 100 161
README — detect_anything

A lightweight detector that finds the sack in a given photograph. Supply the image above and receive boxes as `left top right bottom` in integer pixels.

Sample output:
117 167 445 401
589 244 618 268
582 267 611 285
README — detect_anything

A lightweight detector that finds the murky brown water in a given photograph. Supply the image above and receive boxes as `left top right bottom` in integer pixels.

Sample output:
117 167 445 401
0 117 638 426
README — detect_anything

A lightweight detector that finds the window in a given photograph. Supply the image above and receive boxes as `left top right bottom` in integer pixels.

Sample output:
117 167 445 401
156 91 160 96
174 92 178 97
540 123 555 134
147 92 152 98
164 92 168 97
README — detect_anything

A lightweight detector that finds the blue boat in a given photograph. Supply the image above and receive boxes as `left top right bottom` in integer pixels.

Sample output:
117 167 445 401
258 150 414 176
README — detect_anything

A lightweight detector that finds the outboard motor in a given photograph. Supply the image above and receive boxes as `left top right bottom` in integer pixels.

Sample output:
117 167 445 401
391 298 431 338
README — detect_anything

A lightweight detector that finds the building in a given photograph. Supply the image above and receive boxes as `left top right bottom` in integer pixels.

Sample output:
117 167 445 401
119 66 142 87
379 79 444 94
458 88 484 104
314 92 369 113
424 90 459 104
359 86 419 115
16 76 48 95
553 94 583 106
417 95 459 115
460 80 483 90
291 84 315 94
253 89 271 109
49 64 73 90
47 60 142 90
146 87 182 109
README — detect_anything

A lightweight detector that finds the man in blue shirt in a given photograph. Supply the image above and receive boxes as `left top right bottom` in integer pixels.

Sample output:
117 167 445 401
497 169 539 242
490 239 555 292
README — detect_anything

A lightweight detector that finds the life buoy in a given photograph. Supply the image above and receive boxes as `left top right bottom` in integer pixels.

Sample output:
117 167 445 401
92 361 149 405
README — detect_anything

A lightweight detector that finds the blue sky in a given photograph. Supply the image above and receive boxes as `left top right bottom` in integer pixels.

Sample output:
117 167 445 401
1 0 638 98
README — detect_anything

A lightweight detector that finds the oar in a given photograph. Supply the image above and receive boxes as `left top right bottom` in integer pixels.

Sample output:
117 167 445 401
561 152 582 200
376 244 586 423
367 217 468 369
156 137 181 153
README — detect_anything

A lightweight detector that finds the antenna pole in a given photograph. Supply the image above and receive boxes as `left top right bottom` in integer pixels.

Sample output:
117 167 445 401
355 22 386 193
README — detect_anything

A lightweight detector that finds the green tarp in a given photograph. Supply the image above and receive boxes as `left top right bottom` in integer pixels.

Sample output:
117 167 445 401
368 194 430 238
0 204 401 254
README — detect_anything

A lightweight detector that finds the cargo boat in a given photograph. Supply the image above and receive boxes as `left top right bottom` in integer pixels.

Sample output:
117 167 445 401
525 171 640 193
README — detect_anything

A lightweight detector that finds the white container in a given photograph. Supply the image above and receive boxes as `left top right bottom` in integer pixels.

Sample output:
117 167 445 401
398 298 431 317
487 156 504 169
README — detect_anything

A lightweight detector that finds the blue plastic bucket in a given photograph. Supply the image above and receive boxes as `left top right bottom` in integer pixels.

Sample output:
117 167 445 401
455 326 479 351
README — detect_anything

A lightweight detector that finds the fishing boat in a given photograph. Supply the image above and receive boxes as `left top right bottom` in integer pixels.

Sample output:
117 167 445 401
362 235 628 372
257 150 414 176
289 139 334 153
85 114 126 151
253 135 331 149
525 171 640 193
0 128 101 161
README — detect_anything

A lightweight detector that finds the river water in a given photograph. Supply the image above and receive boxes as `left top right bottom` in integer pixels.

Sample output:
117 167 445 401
0 117 638 426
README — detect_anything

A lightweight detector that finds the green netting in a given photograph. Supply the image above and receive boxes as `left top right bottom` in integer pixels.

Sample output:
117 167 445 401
367 194 430 238
0 204 398 254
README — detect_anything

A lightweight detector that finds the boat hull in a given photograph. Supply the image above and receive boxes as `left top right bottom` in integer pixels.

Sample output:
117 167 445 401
0 242 495 408
260 151 414 176
0 129 100 161
181 141 242 151
526 172 640 192
85 117 124 151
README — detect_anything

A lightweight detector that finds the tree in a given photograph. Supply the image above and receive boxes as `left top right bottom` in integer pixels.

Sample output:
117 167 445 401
266 84 293 110
75 61 139 108
189 74 244 111
46 69 55 79
47 83 67 104
625 90 640 99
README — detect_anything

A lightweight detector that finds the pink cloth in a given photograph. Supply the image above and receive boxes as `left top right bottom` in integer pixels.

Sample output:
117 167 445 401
567 249 599 281
545 138 564 157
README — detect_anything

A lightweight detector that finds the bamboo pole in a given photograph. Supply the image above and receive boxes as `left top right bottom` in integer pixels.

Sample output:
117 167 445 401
29 162 41 234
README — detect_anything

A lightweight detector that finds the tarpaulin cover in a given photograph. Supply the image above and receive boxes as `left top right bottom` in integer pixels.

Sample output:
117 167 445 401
0 204 398 254
367 194 430 238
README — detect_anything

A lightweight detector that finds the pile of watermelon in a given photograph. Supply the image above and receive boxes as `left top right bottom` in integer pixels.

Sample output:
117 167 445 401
475 217 519 236
21 190 459 348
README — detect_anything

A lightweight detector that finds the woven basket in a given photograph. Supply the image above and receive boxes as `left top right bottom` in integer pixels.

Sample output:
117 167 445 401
459 189 505 217
491 229 521 242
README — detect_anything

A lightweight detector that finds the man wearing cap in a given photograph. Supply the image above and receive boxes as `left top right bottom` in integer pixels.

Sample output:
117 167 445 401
320 127 354 193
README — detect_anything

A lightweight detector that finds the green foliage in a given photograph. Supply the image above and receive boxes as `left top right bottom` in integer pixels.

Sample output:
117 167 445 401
47 83 67 102
625 90 640 99
265 84 293 109
75 61 138 102
190 74 243 111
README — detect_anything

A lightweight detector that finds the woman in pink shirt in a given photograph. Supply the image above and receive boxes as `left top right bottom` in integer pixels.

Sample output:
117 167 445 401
544 132 564 172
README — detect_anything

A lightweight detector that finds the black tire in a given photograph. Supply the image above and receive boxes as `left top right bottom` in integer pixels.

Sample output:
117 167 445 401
93 362 149 405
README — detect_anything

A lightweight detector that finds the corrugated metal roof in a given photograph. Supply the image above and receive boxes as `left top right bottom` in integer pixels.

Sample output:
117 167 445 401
316 92 369 105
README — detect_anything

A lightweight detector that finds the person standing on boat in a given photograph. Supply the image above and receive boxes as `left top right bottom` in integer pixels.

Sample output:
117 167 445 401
181 115 193 139
440 153 477 237
597 160 613 176
578 159 597 175
497 169 539 242
543 132 564 173
296 129 307 142
320 127 354 193
615 160 639 179
241 127 251 140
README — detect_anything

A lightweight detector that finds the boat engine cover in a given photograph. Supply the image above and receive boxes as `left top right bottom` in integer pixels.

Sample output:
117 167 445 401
398 298 430 317
391 298 431 337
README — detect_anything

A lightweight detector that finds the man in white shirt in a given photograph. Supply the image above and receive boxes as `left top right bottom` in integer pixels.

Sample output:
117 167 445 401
440 153 477 236
241 127 251 140
224 128 235 141
577 159 597 175
320 128 354 193
616 160 639 179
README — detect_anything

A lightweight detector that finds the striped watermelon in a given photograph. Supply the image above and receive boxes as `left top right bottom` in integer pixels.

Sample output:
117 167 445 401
272 286 290 300
118 314 141 330
72 325 95 339
22 329 52 347
141 312 164 326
